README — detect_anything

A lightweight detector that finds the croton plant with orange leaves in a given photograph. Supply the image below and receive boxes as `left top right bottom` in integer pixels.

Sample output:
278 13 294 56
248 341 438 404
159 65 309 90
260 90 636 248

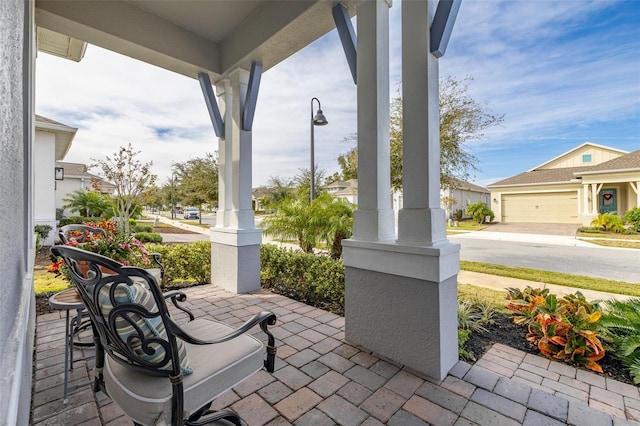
506 287 605 373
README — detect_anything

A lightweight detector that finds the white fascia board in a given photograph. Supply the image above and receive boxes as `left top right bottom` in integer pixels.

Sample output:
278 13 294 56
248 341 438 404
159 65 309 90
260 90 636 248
575 168 640 176
488 180 581 189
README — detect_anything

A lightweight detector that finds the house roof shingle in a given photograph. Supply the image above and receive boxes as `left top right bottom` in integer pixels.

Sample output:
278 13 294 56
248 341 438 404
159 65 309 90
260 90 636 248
489 150 640 187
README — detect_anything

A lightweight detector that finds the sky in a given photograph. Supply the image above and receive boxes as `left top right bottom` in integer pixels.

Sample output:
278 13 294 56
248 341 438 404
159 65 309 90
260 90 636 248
36 0 640 189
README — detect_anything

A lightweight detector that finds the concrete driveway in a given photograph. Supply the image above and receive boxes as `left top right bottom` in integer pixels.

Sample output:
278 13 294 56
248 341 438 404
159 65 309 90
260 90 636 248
481 222 581 236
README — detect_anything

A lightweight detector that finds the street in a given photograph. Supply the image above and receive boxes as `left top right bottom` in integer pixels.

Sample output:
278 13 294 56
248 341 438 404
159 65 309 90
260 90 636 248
449 234 640 284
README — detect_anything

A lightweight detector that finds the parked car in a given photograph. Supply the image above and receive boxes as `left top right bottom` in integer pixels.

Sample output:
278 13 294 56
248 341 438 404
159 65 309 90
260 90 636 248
183 207 200 220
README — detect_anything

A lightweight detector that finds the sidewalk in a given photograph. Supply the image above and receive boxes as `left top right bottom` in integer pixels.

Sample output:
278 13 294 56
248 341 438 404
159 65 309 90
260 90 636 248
458 270 632 302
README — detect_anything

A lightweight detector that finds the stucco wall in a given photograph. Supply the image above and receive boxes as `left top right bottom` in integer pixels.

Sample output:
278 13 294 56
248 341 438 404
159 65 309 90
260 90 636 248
0 1 36 424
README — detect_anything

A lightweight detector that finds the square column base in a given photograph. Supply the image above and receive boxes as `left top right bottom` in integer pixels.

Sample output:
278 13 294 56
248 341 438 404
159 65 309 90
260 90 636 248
210 228 261 294
343 240 459 381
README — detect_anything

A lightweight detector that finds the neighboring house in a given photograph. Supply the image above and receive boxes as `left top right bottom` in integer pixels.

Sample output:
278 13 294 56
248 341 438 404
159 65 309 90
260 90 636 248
55 161 115 218
325 179 358 204
440 179 490 219
34 115 77 245
391 179 490 219
251 187 270 211
488 142 640 225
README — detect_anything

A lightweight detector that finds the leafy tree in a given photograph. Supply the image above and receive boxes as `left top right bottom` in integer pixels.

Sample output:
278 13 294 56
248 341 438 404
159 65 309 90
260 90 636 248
337 76 503 191
173 153 218 223
260 176 295 210
62 188 113 217
394 76 503 190
466 201 494 224
91 143 156 235
292 167 327 203
336 135 358 181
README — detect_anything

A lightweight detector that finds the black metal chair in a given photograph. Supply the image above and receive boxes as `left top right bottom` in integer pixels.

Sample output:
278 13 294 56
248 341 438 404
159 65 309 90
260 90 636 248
59 224 166 285
50 245 277 426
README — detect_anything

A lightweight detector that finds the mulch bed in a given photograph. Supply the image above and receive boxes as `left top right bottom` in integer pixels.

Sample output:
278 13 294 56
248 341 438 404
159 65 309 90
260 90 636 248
465 312 635 386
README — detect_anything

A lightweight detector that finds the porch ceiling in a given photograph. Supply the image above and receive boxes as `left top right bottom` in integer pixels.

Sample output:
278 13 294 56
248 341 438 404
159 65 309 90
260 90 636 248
35 0 357 82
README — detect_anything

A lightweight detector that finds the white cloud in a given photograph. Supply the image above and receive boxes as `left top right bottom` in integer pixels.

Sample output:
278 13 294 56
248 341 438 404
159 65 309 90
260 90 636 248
36 0 639 189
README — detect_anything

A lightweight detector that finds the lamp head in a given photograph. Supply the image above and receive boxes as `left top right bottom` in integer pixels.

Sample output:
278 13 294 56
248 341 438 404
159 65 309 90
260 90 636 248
313 109 328 126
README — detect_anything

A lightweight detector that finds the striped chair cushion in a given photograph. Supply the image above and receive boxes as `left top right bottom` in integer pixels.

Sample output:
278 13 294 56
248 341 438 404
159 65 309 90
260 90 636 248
97 282 192 376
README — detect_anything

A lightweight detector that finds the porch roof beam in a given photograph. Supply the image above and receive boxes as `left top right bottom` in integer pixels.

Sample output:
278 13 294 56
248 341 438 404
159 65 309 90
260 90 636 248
332 3 358 84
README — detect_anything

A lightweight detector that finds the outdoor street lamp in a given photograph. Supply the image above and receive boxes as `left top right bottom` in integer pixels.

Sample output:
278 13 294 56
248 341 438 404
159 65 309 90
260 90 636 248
310 97 328 201
170 173 176 219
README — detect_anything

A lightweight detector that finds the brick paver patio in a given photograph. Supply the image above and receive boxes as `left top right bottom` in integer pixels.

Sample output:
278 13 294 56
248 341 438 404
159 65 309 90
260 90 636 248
32 284 640 425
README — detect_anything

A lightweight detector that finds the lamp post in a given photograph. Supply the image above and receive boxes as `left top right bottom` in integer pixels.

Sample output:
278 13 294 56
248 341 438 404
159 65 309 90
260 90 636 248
170 174 176 219
310 97 328 202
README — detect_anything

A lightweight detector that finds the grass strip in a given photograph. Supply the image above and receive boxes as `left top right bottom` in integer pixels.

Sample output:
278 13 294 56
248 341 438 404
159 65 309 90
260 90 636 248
460 260 640 297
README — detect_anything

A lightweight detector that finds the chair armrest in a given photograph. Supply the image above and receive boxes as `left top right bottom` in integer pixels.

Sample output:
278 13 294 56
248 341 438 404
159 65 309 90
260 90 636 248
162 290 195 321
149 252 165 282
172 312 278 372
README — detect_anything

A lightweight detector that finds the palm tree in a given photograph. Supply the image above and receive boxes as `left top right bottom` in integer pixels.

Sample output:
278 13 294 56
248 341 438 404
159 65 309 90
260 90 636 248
261 193 354 258
312 194 353 259
62 189 113 217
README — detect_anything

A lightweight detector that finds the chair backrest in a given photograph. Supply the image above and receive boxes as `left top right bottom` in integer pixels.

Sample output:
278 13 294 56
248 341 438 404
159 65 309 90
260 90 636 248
59 224 107 244
50 245 184 378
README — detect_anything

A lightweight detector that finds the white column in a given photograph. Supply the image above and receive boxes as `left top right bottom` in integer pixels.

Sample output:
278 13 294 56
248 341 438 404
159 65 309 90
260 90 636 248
583 184 590 215
343 0 459 382
592 184 599 214
396 0 446 246
210 69 261 294
352 0 395 242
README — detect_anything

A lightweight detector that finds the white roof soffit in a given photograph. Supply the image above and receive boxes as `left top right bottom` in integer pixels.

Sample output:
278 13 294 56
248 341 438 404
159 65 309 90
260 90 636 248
36 27 87 62
35 118 77 160
34 0 358 81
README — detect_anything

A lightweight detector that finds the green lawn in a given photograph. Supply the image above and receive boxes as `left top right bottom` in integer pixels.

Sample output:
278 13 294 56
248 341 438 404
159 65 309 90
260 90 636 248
460 260 640 296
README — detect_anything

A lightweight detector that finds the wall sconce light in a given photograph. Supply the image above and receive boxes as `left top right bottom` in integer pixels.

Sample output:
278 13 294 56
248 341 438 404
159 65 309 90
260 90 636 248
493 198 497 203
55 167 64 181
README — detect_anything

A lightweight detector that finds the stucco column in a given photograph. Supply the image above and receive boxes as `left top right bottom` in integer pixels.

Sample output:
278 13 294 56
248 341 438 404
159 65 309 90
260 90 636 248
210 69 261 294
343 0 459 382
592 184 599 214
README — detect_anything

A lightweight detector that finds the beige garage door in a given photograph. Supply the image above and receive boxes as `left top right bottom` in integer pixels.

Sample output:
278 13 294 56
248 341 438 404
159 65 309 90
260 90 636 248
502 192 578 223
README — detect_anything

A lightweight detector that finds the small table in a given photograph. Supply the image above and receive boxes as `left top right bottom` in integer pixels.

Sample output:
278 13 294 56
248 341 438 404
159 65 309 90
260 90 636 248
48 288 94 404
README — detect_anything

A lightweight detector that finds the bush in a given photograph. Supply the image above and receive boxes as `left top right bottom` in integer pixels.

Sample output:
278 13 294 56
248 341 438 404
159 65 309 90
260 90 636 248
35 225 53 242
59 216 105 227
133 224 154 233
144 241 211 286
260 244 345 313
134 232 163 243
506 286 605 372
465 202 495 224
590 213 624 233
625 207 640 232
601 298 640 384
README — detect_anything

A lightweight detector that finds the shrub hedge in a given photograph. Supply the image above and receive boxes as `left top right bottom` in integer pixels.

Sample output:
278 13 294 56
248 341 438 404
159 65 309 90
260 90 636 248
260 244 345 312
144 241 211 286
134 232 163 243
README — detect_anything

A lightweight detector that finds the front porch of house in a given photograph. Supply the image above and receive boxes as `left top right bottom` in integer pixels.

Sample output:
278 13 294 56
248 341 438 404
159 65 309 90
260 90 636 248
33 283 640 425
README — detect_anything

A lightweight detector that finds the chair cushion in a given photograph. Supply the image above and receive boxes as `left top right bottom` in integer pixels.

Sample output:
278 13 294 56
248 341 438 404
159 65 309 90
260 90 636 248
97 281 192 376
104 318 264 425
